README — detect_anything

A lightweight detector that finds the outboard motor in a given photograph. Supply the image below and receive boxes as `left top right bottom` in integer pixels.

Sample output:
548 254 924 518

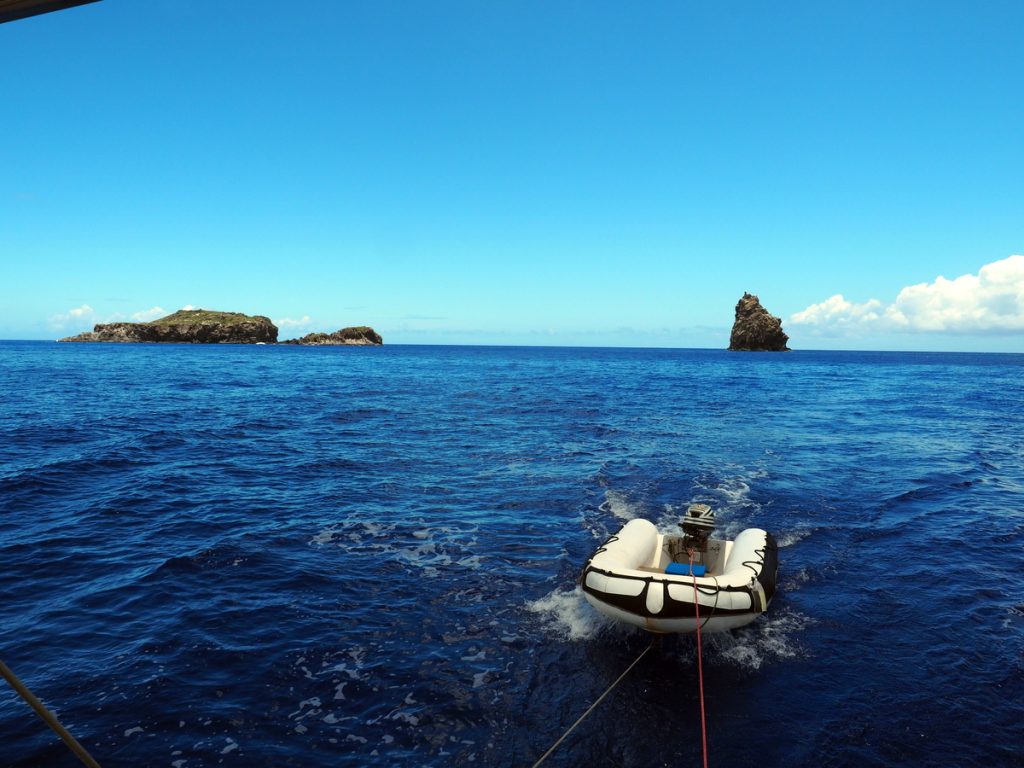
681 503 715 553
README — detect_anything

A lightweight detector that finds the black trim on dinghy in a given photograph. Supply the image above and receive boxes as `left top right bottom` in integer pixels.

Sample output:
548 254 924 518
580 531 778 622
756 533 779 604
581 566 747 619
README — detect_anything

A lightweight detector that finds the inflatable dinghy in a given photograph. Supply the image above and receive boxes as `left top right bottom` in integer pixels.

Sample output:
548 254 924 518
581 505 778 634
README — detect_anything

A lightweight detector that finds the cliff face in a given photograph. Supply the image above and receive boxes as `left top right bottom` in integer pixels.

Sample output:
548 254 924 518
59 309 278 344
728 293 790 351
282 326 383 346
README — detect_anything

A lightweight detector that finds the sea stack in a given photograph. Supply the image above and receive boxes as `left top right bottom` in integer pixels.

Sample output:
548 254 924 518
728 293 790 351
58 309 278 344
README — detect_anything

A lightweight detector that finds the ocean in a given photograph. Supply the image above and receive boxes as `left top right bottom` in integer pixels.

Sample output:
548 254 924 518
1 341 1022 767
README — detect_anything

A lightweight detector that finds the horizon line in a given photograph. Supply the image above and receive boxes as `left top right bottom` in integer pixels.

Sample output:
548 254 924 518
1 338 1020 356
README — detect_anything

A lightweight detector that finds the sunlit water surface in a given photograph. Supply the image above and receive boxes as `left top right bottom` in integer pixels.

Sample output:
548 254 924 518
1 342 1022 767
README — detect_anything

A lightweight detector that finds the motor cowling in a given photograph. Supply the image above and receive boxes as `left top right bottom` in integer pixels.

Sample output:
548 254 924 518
681 503 715 552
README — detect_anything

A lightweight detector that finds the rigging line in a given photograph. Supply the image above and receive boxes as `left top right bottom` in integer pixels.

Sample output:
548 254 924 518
689 550 710 768
530 638 656 768
0 659 102 768
700 574 721 629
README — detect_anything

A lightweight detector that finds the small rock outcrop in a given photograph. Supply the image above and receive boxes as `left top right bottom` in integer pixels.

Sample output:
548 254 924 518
728 293 790 351
59 309 278 344
282 327 383 346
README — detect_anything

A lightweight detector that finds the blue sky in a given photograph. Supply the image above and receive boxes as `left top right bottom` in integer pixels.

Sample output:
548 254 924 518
2 1 1022 349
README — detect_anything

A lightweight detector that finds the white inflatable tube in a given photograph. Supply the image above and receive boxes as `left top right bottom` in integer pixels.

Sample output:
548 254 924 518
581 518 778 634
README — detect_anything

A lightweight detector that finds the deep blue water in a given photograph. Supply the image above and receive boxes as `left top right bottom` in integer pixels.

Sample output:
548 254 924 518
1 341 1023 767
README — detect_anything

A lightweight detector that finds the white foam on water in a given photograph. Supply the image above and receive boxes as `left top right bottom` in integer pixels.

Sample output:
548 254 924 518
288 697 323 722
635 470 773 544
310 515 482 577
654 500 743 539
691 470 767 514
782 567 811 592
654 502 700 534
527 585 609 640
309 528 339 545
710 609 814 671
599 489 639 521
325 646 367 682
389 710 420 726
310 519 392 548
718 475 755 506
395 540 451 568
776 527 811 548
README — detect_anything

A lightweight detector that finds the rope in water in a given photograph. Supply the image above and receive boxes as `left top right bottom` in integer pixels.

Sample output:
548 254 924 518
689 550 710 768
0 658 102 768
530 637 656 768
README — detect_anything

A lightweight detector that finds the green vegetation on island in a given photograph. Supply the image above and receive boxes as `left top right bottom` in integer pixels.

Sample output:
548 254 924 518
146 309 265 328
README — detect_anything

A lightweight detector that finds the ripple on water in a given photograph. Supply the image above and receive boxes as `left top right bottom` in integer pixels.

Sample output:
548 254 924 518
1 344 1022 766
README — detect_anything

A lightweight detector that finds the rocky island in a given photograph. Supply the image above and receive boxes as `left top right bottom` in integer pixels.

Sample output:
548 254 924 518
728 293 790 351
281 327 383 346
59 309 278 344
58 308 384 346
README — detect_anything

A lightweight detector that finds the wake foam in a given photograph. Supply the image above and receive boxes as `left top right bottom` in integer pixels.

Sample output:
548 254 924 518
709 609 813 671
527 585 612 641
693 470 766 513
597 469 771 541
636 469 771 538
310 516 481 577
775 527 811 548
598 489 639 521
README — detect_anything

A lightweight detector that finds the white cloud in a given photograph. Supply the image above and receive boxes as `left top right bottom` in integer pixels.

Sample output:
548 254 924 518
792 255 1024 335
131 306 167 322
275 315 313 328
49 304 95 329
181 304 196 311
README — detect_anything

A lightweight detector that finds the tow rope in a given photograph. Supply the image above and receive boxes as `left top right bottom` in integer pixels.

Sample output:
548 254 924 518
0 658 102 768
536 548 713 768
689 550 710 768
530 637 656 768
